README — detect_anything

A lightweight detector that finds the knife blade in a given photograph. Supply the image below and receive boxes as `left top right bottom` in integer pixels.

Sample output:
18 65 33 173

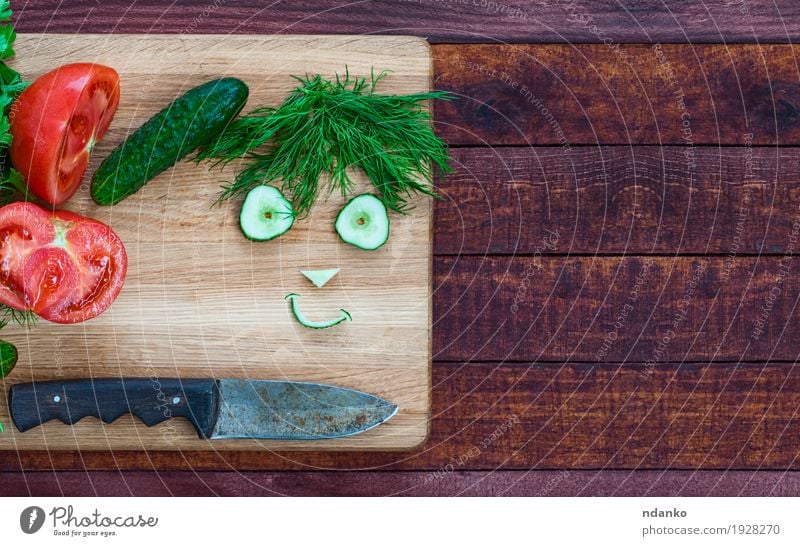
9 378 398 440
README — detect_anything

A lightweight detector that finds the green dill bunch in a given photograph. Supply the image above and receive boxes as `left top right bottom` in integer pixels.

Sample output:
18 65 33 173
197 68 453 216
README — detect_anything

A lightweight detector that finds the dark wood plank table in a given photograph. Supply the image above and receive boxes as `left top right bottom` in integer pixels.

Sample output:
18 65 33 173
3 0 800 496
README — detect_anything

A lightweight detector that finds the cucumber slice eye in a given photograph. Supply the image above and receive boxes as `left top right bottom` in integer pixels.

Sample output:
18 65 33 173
334 194 390 250
285 293 351 329
239 185 294 241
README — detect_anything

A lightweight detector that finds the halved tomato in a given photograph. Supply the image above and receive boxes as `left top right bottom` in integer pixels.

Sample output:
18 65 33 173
9 63 120 206
0 202 127 324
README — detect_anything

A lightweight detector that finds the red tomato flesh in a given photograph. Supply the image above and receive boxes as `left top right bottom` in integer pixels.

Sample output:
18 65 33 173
0 202 127 324
10 63 120 206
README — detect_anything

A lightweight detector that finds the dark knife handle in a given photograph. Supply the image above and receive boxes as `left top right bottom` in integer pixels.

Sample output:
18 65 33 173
10 378 220 438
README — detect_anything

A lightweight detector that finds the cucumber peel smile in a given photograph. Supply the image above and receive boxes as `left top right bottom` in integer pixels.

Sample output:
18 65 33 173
285 293 351 329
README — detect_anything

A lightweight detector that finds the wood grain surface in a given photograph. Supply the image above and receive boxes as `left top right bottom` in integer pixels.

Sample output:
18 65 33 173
3 470 800 496
434 256 800 362
436 147 800 255
0 34 433 451
3 4 800 494
12 0 800 44
434 44 800 146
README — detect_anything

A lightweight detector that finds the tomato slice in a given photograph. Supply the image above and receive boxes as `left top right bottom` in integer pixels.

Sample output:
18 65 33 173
0 202 127 324
10 63 120 206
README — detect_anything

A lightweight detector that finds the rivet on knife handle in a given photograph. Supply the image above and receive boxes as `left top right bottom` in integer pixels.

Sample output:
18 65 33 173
9 378 219 438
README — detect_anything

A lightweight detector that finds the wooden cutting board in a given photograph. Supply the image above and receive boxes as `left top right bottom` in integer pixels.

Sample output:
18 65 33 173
0 34 432 451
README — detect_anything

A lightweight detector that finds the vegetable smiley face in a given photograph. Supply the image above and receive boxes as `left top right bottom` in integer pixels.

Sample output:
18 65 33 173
10 63 121 206
0 202 127 324
247 192 391 328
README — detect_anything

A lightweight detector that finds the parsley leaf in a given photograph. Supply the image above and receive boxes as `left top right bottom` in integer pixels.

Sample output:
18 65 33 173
0 0 27 207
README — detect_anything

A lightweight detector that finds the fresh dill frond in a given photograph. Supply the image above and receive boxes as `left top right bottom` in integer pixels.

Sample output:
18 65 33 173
197 68 454 216
0 304 37 329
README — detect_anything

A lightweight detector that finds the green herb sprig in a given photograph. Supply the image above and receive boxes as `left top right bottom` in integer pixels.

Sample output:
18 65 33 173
0 0 28 204
0 2 29 433
0 304 36 328
197 68 453 216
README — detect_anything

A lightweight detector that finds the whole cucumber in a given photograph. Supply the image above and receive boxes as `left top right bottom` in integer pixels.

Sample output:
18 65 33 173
91 77 249 206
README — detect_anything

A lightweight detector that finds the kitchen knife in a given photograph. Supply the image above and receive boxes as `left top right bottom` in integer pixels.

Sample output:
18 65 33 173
9 378 398 440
